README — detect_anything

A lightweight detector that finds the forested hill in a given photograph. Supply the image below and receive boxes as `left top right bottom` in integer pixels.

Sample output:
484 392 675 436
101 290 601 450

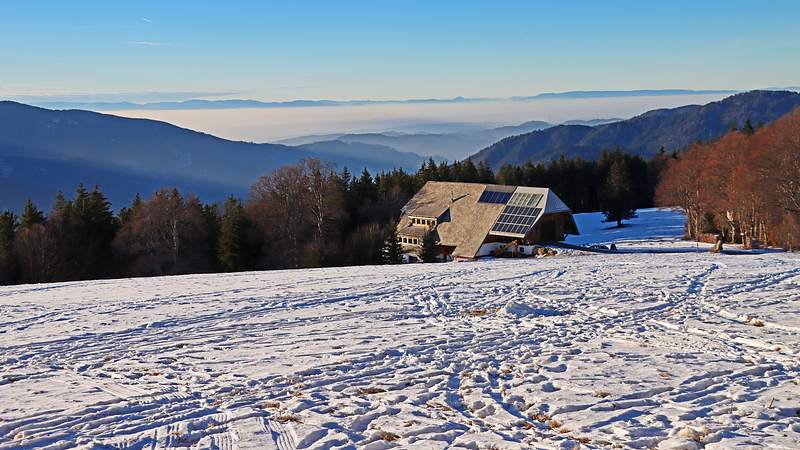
470 90 800 169
0 102 428 211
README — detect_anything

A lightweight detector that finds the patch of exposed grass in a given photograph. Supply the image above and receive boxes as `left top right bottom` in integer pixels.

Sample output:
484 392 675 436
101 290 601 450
273 414 301 424
358 386 386 395
376 430 401 441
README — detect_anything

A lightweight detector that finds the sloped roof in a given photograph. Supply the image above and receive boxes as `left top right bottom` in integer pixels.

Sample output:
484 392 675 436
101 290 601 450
397 225 428 239
398 181 576 258
408 203 450 219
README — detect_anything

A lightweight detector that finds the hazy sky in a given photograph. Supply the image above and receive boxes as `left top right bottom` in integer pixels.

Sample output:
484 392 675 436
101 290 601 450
2 0 799 102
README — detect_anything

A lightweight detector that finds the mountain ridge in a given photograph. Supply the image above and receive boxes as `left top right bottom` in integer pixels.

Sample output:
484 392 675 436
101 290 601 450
0 102 431 211
470 90 800 169
21 89 739 111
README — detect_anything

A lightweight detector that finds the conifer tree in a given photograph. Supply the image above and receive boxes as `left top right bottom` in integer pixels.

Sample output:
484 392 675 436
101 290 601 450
601 159 638 227
742 118 755 135
20 199 45 229
381 221 403 264
476 161 495 183
0 211 18 284
118 193 143 226
419 230 439 263
217 197 246 271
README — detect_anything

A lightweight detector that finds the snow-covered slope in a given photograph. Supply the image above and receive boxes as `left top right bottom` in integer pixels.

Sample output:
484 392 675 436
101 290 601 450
566 208 687 246
1 210 799 449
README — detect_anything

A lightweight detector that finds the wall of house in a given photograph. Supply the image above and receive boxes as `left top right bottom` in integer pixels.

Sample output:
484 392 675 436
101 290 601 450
526 213 570 242
477 242 504 257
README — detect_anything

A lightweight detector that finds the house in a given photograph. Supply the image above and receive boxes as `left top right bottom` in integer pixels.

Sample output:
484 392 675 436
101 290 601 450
397 181 579 260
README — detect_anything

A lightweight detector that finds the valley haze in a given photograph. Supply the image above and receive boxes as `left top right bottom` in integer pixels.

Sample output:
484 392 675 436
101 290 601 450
99 93 731 142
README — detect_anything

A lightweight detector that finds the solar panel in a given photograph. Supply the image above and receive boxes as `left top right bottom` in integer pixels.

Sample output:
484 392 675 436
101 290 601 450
490 206 542 236
508 192 543 207
478 189 513 204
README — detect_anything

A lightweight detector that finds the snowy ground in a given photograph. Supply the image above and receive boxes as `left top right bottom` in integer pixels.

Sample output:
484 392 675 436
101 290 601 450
1 210 799 449
566 208 687 247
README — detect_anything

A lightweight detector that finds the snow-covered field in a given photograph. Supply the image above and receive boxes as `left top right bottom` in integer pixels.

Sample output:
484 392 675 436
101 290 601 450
2 209 799 449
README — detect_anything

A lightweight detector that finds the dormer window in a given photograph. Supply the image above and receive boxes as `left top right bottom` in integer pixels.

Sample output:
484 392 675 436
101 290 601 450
410 216 436 228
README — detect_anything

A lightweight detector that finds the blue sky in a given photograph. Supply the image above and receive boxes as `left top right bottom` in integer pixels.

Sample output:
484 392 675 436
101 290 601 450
2 0 799 102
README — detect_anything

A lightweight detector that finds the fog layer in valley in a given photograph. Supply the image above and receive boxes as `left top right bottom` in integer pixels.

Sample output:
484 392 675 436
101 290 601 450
107 94 728 143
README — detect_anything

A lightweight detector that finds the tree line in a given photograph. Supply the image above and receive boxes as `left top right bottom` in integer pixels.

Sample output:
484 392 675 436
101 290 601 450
1 152 660 285
656 110 800 249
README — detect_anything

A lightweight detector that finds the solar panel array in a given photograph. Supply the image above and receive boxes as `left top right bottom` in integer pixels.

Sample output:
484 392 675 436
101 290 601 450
490 206 542 235
478 189 513 204
478 187 546 236
508 192 542 207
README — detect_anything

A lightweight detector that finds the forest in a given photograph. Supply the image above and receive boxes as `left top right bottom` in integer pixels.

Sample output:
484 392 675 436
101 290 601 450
656 110 800 250
0 151 661 285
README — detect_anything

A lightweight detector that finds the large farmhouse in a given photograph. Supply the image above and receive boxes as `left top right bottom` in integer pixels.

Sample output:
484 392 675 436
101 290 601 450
397 181 579 260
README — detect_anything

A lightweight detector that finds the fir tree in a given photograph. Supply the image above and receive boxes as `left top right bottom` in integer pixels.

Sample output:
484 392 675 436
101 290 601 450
601 159 638 227
20 199 45 229
476 161 495 183
74 185 118 279
217 197 246 271
381 221 403 264
419 230 439 263
0 211 18 284
742 118 755 135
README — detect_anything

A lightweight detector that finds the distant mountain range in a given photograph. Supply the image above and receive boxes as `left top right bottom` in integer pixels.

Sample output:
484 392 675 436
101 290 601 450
278 121 553 160
26 89 739 111
5 90 799 212
0 102 431 211
470 90 800 169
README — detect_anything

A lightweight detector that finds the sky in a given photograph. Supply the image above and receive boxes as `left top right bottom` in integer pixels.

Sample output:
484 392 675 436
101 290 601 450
2 0 799 103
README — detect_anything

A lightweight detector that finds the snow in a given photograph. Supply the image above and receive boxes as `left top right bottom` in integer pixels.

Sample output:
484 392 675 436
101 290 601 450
566 207 687 246
1 209 799 449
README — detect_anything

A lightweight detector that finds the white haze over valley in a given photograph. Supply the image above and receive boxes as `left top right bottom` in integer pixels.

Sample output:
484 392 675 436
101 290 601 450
106 93 729 144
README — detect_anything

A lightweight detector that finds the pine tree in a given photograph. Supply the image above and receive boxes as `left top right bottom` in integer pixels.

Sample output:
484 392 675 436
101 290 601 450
70 185 118 280
381 221 403 264
20 199 45 229
476 161 495 183
742 118 755 135
119 193 143 226
419 230 439 263
601 159 638 227
0 211 18 284
217 197 246 271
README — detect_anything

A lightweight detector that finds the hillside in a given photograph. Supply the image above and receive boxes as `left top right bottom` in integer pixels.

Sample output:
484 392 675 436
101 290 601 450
471 90 800 169
0 102 428 210
2 209 798 449
279 120 552 160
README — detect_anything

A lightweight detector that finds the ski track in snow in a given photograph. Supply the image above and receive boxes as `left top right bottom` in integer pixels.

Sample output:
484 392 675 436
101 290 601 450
1 236 800 448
